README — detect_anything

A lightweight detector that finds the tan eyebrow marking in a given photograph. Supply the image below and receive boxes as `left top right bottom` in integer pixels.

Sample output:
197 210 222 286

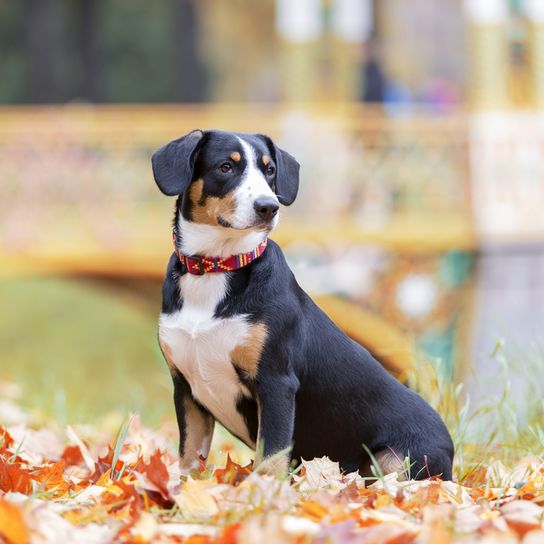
262 155 271 166
230 151 241 162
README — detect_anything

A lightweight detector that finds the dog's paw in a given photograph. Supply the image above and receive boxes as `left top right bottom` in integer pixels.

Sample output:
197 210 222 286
178 457 205 482
254 453 290 479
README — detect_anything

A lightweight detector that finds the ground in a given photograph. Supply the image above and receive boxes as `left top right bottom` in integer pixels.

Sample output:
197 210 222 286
1 385 543 544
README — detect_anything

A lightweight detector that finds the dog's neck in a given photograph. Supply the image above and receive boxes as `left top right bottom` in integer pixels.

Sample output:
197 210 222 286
176 214 269 259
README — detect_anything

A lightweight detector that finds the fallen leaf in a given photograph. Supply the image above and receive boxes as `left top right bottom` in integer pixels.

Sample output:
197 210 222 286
419 504 454 544
130 511 158 541
90 446 115 483
0 458 35 494
500 500 544 537
159 523 218 538
7 427 64 465
0 426 15 454
61 445 85 467
0 498 28 544
294 457 346 494
135 449 171 500
95 467 113 488
213 454 252 486
298 499 328 521
34 460 71 498
477 530 519 544
174 477 219 519
65 426 95 472
523 529 544 544
216 522 242 544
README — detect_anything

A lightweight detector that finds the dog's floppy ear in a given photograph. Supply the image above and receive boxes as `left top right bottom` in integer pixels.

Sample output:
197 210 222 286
262 135 300 206
152 130 204 196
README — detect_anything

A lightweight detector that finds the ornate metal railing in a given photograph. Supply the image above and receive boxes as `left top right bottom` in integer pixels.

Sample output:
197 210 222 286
0 104 472 271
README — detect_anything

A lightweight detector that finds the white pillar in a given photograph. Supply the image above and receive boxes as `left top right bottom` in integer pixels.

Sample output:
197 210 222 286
463 0 509 109
522 0 544 22
331 0 373 43
276 0 323 102
276 0 322 42
523 0 544 108
463 0 508 24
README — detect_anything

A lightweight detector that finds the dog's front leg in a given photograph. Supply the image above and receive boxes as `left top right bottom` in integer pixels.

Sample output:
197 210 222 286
172 370 214 472
255 373 299 477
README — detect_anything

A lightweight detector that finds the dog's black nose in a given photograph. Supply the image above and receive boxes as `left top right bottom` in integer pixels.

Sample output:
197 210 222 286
253 197 279 222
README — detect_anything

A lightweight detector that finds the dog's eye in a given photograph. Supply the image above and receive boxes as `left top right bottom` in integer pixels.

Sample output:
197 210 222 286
218 162 232 174
266 165 275 176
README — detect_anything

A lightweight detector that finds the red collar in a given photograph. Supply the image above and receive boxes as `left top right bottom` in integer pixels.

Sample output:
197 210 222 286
172 232 268 275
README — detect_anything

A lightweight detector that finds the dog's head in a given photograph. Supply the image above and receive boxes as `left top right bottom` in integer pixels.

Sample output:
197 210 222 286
152 130 299 232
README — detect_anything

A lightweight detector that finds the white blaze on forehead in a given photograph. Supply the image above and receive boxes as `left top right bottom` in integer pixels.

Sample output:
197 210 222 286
232 138 278 228
237 137 277 198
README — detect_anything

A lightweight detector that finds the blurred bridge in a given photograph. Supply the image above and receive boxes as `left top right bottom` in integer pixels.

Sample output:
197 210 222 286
0 104 474 271
0 104 477 377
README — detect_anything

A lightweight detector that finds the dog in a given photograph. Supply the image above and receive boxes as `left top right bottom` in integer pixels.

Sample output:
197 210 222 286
153 129 454 480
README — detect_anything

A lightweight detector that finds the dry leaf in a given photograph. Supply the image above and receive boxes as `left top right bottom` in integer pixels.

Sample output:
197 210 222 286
0 498 29 544
34 461 71 498
60 445 85 467
130 511 159 541
159 522 218 538
0 458 35 494
500 500 544 537
134 449 172 501
174 477 219 519
1 384 543 543
295 456 347 494
523 529 544 544
213 454 252 486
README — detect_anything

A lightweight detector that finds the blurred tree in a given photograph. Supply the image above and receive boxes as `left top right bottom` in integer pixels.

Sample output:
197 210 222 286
0 0 206 103
24 0 61 102
171 0 206 101
75 0 99 101
0 2 26 103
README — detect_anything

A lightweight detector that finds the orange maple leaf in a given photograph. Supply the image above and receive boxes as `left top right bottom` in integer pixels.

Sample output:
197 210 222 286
213 454 252 486
61 444 85 467
0 498 29 544
90 446 124 483
217 522 242 544
0 458 35 494
0 426 15 454
33 460 71 498
134 449 173 507
298 500 328 521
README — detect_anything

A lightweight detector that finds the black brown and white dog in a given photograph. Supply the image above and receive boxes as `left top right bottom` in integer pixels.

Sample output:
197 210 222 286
153 130 454 480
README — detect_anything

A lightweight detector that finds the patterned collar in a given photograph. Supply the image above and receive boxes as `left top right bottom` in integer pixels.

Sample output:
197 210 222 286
172 232 268 276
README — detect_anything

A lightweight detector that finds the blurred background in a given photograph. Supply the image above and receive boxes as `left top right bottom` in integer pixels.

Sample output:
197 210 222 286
1 0 543 424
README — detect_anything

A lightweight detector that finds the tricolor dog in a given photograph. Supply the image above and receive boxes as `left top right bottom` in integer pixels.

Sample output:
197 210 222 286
153 130 454 480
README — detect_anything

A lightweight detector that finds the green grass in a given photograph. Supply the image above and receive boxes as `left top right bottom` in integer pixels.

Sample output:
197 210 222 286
409 342 544 484
0 276 172 424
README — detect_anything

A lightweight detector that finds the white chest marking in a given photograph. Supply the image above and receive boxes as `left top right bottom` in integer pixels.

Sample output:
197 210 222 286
159 273 254 446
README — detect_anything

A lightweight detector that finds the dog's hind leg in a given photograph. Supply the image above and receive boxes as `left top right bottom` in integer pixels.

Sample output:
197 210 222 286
360 448 408 481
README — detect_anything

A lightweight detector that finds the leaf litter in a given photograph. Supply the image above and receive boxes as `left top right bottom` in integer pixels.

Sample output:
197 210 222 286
0 396 543 543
